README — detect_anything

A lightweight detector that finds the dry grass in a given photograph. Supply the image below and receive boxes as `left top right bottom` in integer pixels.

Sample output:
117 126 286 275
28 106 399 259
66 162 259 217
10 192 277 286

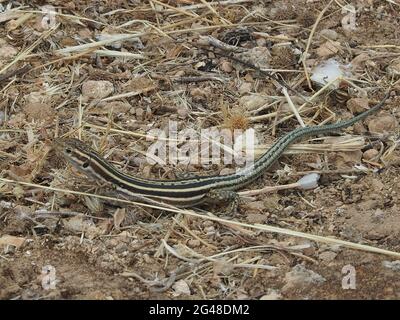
0 0 399 299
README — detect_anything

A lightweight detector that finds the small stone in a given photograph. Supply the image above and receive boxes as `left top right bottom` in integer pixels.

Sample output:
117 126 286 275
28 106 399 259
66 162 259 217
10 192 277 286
256 37 267 47
351 53 370 69
174 70 185 77
23 102 54 122
106 101 131 114
4 244 16 254
365 230 384 241
204 226 215 235
0 40 18 60
136 107 144 120
353 122 366 135
373 208 385 219
332 150 362 168
282 264 326 293
78 27 92 38
346 98 369 114
237 47 270 69
319 251 337 263
190 87 210 102
187 239 201 248
370 178 384 191
238 82 252 94
246 201 265 212
239 94 268 110
368 115 398 134
283 206 295 214
305 58 317 69
319 29 338 40
82 80 114 101
177 106 188 119
387 58 400 77
145 105 152 119
172 280 191 296
363 149 379 161
142 253 152 264
24 91 45 104
382 260 400 271
115 243 128 254
316 41 341 58
301 243 316 256
0 235 26 251
220 59 233 73
246 213 267 224
260 289 282 300
213 260 234 275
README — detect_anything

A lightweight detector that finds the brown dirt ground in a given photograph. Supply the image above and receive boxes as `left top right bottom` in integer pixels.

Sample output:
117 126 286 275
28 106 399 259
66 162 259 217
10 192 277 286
1 0 400 299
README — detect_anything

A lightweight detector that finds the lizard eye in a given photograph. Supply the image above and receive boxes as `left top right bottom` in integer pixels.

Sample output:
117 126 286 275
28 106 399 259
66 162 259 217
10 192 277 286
82 161 90 169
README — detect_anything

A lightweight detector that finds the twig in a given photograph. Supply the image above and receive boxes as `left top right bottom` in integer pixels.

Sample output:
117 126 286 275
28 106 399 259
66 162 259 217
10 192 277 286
192 37 309 101
302 0 335 90
0 65 31 83
173 75 227 83
2 177 400 258
281 87 305 127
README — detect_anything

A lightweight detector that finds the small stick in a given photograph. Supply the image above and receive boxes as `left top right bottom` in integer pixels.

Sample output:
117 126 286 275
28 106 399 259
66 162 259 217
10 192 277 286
0 65 31 83
282 87 305 127
301 0 335 90
192 38 308 101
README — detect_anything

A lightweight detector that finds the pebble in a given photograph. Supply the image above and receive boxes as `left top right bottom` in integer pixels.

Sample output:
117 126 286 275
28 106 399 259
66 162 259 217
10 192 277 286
23 102 54 122
135 107 144 120
346 97 369 113
301 243 316 256
368 115 398 133
246 213 267 224
220 59 233 73
239 94 268 110
319 29 338 40
333 150 362 168
106 101 131 114
259 289 282 300
81 80 114 101
187 239 201 248
172 280 191 296
362 148 379 161
238 82 252 94
115 243 128 254
282 264 326 293
177 106 188 119
0 40 18 60
387 58 400 77
316 41 341 58
382 260 400 271
246 201 266 212
319 251 337 263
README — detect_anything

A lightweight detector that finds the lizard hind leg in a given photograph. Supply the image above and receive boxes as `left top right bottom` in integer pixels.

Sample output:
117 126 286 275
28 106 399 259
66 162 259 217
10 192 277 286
205 189 240 215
